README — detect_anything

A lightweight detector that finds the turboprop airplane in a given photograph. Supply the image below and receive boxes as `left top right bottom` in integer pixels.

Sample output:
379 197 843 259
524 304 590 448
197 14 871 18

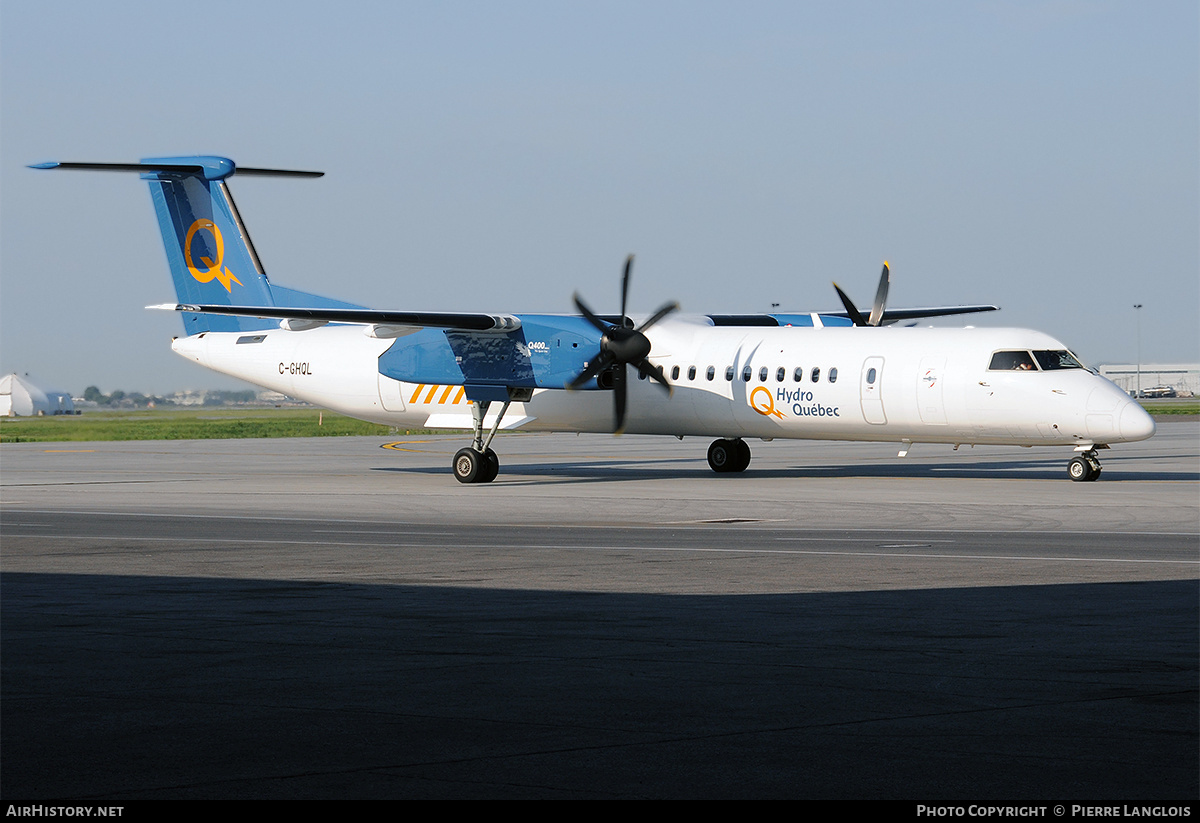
31 156 1155 483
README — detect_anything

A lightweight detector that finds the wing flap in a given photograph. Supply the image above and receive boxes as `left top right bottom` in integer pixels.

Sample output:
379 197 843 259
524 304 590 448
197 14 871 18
424 413 535 430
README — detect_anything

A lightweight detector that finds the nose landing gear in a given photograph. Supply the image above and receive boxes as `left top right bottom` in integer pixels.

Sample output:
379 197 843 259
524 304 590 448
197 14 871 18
1068 449 1102 482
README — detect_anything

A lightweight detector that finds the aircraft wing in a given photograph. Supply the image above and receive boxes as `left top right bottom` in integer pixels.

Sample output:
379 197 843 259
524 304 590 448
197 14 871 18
823 304 999 323
149 303 521 332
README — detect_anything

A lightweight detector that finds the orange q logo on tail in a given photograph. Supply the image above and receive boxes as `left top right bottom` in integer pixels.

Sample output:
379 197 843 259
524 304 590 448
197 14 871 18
184 219 242 292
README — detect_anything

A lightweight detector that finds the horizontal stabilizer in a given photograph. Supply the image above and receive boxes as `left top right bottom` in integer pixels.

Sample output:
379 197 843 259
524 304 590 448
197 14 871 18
30 158 322 181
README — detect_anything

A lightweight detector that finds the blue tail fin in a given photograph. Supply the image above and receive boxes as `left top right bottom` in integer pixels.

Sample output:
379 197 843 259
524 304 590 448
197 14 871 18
31 156 323 334
145 156 288 333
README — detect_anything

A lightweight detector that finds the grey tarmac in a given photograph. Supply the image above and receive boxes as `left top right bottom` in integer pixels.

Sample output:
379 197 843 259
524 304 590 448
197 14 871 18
2 422 1197 798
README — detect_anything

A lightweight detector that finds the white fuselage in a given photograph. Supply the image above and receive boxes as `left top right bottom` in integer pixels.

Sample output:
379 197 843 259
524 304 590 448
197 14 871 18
171 319 1155 449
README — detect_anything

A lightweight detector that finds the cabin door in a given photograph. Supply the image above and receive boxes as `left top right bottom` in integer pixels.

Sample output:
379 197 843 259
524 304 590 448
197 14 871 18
860 357 886 425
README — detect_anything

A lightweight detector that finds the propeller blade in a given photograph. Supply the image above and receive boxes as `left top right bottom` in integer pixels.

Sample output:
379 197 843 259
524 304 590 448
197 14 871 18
612 364 627 434
833 282 868 327
635 359 673 396
573 293 610 333
868 261 890 326
570 254 679 432
637 300 680 333
619 255 634 328
566 351 612 390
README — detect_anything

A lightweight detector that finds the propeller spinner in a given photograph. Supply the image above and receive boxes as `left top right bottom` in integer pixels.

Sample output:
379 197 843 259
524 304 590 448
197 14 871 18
567 255 678 434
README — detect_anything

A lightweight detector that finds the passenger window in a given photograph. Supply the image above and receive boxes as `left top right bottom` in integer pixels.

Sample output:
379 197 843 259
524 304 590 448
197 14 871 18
811 367 820 383
776 367 786 382
671 365 680 380
742 366 752 382
724 366 734 381
758 367 768 382
988 351 1037 371
794 367 803 382
707 366 716 381
829 367 838 384
688 366 696 381
867 367 876 384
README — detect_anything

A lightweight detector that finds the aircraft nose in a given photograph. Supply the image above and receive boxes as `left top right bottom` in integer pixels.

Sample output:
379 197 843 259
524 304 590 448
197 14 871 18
1118 400 1156 441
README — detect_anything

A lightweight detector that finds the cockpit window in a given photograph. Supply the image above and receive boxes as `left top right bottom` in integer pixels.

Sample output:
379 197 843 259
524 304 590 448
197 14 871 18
1033 350 1085 371
988 350 1038 371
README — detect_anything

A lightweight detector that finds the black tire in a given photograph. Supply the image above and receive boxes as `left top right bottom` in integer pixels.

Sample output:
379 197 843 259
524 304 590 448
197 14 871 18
1068 455 1095 482
454 448 482 483
708 439 734 473
478 449 500 483
733 438 752 472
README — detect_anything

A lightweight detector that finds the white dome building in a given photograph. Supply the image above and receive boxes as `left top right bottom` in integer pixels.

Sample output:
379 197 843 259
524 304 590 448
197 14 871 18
0 373 75 416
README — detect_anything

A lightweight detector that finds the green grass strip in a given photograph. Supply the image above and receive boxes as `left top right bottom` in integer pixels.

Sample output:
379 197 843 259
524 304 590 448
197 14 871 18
0 408 453 443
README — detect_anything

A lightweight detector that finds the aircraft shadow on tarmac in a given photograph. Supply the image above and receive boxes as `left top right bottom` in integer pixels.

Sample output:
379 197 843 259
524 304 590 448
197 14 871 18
3 572 1196 800
370 452 1198 485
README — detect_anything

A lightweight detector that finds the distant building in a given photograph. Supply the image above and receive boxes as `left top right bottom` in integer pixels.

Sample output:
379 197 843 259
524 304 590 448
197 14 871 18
0 373 76 416
169 390 208 406
1098 364 1199 397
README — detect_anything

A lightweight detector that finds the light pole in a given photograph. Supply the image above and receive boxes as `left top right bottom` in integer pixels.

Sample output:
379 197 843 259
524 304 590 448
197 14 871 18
1133 304 1143 398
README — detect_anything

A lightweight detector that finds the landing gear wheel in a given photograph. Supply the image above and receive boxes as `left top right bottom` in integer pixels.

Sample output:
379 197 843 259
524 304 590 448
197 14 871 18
479 449 500 483
707 439 734 472
708 439 750 473
1068 455 1100 482
454 448 483 484
454 447 500 484
733 438 752 472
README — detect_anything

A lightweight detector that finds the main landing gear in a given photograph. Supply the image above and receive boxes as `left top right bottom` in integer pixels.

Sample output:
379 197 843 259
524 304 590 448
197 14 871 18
1068 448 1103 482
454 447 499 484
707 438 751 473
454 398 511 484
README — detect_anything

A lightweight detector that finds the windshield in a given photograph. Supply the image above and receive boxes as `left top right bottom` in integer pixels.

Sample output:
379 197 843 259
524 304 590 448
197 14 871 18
1033 350 1085 370
988 350 1037 371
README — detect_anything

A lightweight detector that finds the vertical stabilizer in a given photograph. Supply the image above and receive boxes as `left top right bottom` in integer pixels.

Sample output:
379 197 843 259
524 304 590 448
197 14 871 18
30 156 323 334
143 156 276 333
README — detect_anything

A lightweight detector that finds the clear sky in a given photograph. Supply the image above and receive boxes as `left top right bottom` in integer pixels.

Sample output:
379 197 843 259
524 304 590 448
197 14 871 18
2 0 1196 394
